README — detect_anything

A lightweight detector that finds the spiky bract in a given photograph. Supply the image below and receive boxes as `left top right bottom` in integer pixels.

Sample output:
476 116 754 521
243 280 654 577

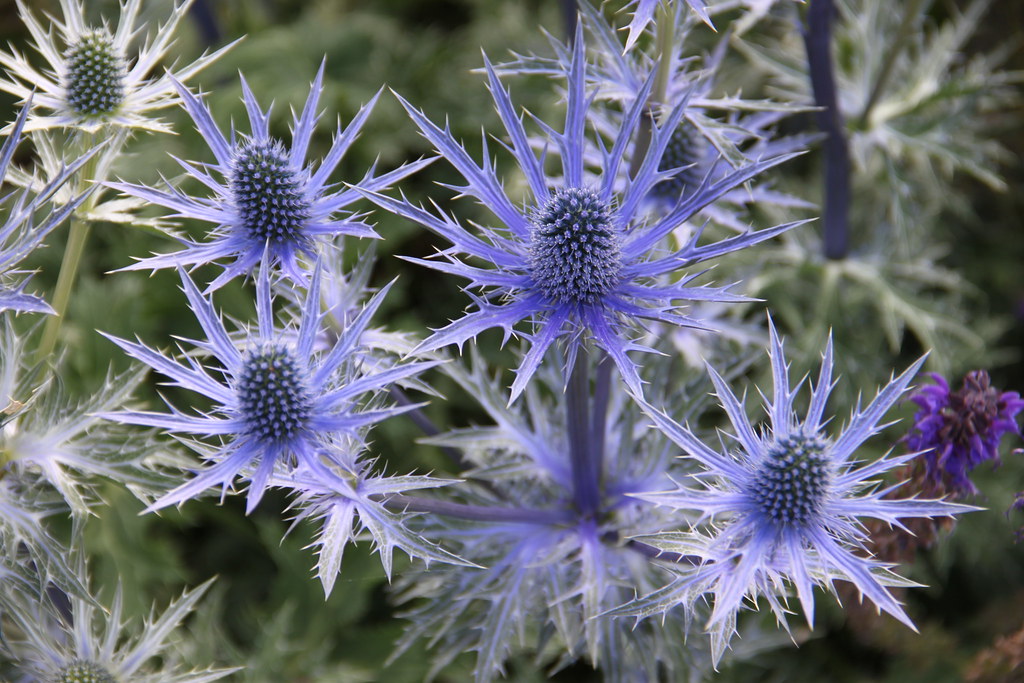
102 263 436 513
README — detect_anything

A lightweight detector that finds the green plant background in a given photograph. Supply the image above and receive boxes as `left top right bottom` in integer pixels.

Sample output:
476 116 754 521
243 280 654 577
3 0 1024 680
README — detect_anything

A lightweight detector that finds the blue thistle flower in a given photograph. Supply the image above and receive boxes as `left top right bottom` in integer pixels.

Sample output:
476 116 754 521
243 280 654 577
492 5 813 232
111 63 433 291
0 0 235 134
906 370 1024 497
364 31 804 400
102 262 438 513
623 320 975 661
387 355 711 681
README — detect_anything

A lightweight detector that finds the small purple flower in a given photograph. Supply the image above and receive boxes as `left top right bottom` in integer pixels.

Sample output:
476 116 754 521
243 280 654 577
111 62 431 291
102 262 437 513
906 370 1024 496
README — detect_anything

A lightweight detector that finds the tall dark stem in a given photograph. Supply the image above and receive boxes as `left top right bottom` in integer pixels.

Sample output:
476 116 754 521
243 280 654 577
803 0 851 260
859 0 928 126
561 0 578 43
567 352 601 516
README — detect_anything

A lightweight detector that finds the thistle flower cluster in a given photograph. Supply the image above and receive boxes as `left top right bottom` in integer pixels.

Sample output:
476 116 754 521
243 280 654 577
98 66 462 591
0 0 1010 680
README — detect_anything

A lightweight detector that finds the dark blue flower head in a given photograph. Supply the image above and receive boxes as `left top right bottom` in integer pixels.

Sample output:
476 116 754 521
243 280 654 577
230 138 312 246
906 370 1024 497
235 343 314 444
364 29 805 401
528 186 621 305
749 429 832 528
110 62 433 291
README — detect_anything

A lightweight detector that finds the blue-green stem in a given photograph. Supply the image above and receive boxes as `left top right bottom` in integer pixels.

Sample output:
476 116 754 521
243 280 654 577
803 0 851 260
590 353 613 484
36 214 91 362
35 130 118 362
651 2 677 117
629 2 676 180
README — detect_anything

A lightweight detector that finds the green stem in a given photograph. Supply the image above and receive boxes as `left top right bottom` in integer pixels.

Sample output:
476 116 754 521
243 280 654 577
651 1 677 116
629 2 677 179
36 214 91 362
33 128 127 362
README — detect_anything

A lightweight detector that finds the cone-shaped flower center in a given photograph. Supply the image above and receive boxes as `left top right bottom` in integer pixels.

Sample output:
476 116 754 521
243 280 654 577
651 123 705 203
230 139 311 245
529 187 620 305
751 432 831 527
236 345 312 444
63 31 126 119
54 660 117 683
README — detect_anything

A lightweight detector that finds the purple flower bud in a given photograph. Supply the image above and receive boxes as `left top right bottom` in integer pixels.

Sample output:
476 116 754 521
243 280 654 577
906 371 1024 497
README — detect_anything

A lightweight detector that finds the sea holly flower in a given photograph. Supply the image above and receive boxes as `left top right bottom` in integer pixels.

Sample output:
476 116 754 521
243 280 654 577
364 30 804 400
0 101 94 315
1 562 235 682
111 64 433 291
620 321 974 661
0 0 235 134
102 262 438 513
905 370 1024 497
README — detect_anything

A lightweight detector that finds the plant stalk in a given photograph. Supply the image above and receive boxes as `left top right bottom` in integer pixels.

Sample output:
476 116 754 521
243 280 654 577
567 352 601 516
36 214 91 362
803 0 851 260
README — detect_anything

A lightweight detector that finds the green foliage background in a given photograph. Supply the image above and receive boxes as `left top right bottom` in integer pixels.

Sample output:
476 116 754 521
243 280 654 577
3 0 1024 680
